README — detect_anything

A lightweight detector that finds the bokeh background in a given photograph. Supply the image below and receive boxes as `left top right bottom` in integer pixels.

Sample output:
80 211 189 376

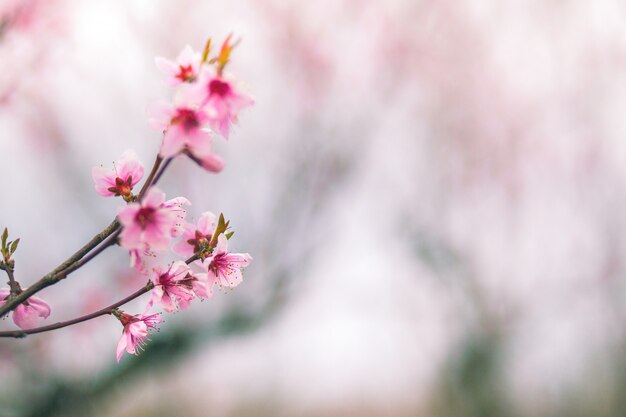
2 0 626 416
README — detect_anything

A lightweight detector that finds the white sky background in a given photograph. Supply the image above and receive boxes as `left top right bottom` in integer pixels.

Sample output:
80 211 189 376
2 0 626 415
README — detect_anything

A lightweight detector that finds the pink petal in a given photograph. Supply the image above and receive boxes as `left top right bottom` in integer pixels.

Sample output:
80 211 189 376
219 268 243 288
215 233 229 254
200 152 225 173
155 56 178 77
117 149 145 187
116 331 129 362
119 223 143 250
27 296 51 318
226 253 253 268
147 101 175 130
197 212 217 236
144 225 170 252
92 166 116 196
117 205 140 226
143 188 166 208
13 305 40 329
160 127 188 158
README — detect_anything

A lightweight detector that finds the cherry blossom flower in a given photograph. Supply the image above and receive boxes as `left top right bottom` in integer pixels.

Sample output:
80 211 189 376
149 261 196 312
155 45 201 86
0 289 51 329
118 188 187 252
115 310 161 362
173 211 217 258
148 94 223 173
203 233 252 288
92 150 144 199
195 68 254 139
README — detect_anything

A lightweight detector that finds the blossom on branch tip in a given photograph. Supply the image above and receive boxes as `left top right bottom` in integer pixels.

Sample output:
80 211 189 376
173 211 217 258
115 310 161 362
194 68 254 139
202 233 252 288
0 288 51 330
155 45 201 86
118 188 188 252
92 150 144 200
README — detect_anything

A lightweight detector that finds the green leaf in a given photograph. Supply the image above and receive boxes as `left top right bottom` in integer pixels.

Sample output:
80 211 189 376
10 238 19 254
1 228 7 249
225 231 234 239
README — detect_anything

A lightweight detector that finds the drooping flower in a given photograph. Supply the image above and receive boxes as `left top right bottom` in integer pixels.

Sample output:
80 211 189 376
115 310 161 362
0 289 51 330
155 45 201 86
149 261 196 312
92 150 144 199
202 233 252 288
195 68 254 139
118 188 187 252
173 211 217 258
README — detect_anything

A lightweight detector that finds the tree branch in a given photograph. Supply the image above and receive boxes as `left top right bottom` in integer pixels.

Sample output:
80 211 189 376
0 154 169 319
137 155 163 199
0 219 121 319
0 254 201 338
0 283 153 338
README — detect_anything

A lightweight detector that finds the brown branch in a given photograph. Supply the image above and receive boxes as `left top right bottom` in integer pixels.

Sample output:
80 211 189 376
0 283 153 338
0 154 169 320
0 253 202 338
137 155 163 199
5 263 20 295
0 219 121 319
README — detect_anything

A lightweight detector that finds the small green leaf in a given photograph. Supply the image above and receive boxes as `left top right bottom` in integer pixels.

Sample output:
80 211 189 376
225 231 234 239
10 238 19 254
1 228 7 249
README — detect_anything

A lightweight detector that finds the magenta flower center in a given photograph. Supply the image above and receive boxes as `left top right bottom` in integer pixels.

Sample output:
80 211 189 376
171 108 200 132
135 207 156 229
186 230 210 254
176 65 196 82
208 79 231 97
108 176 133 197
209 253 229 274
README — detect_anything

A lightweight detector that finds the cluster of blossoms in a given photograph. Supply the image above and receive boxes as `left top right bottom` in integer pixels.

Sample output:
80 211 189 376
0 36 253 362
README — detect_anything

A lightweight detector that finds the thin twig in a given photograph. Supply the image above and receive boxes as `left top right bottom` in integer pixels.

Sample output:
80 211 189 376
138 155 163 199
5 264 19 295
0 253 203 338
150 157 173 188
0 219 121 318
0 154 169 319
0 284 153 338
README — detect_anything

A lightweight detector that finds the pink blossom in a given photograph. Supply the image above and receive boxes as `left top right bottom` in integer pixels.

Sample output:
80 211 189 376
0 289 51 330
115 311 161 362
118 188 187 252
155 45 201 86
196 68 254 139
150 261 197 312
173 211 217 258
203 233 252 288
148 97 223 173
92 150 144 198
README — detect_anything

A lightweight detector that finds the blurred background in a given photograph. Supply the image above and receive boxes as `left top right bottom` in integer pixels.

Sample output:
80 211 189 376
1 0 626 416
